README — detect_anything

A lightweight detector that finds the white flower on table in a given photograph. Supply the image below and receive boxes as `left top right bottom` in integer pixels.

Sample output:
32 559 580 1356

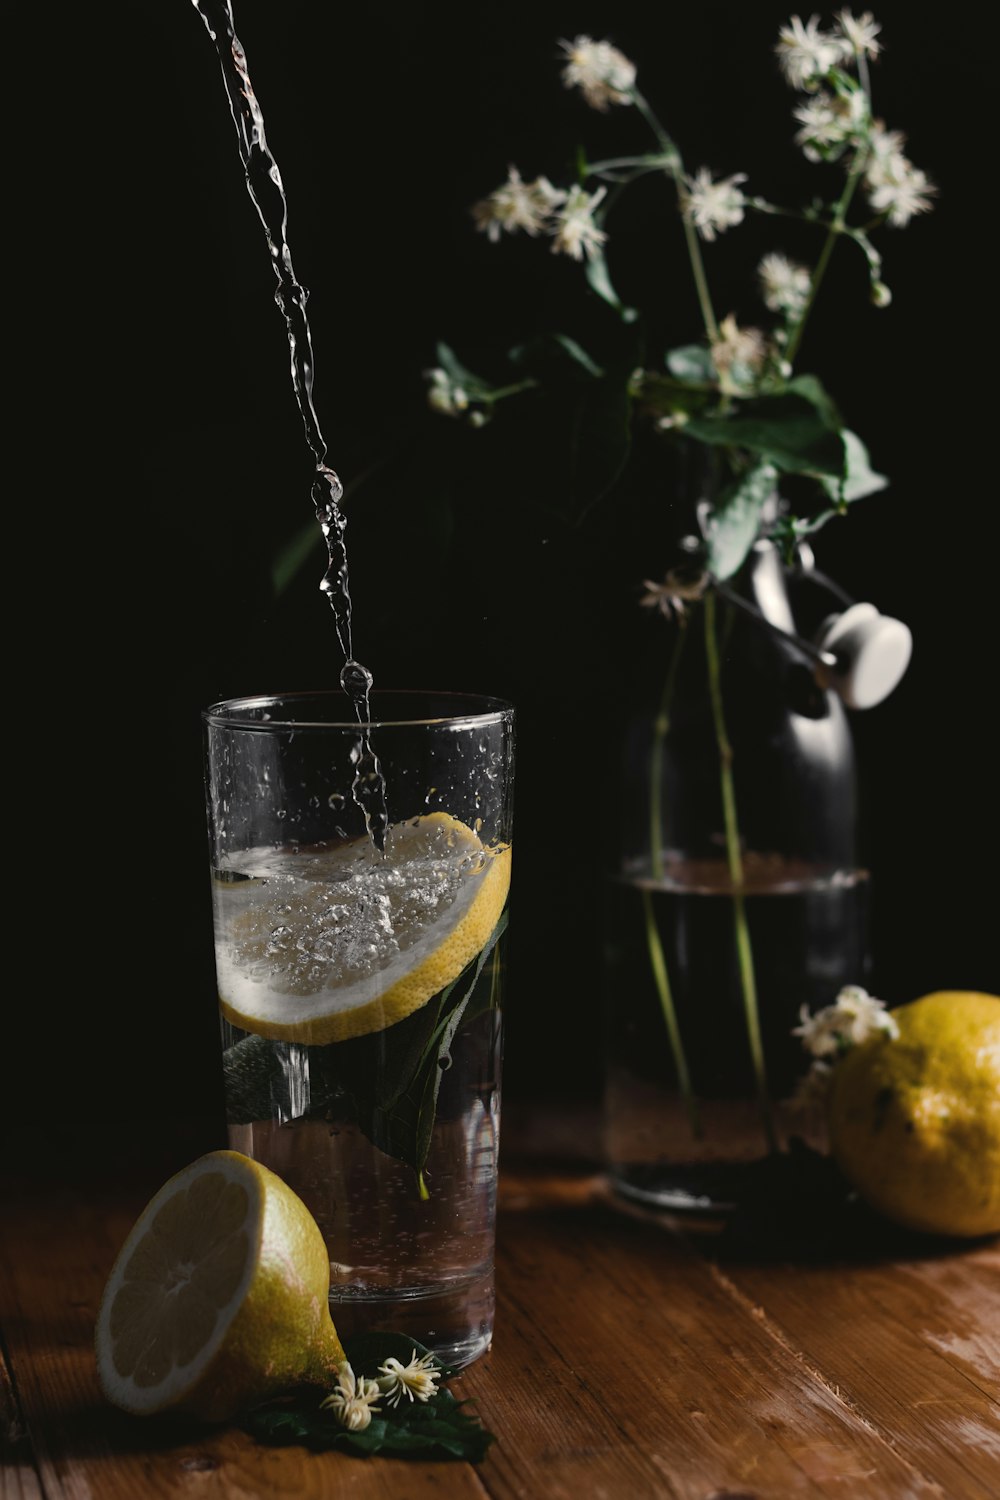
775 15 845 89
793 985 899 1060
319 1361 383 1431
377 1351 441 1407
549 184 608 262
682 168 748 242
559 35 636 111
471 166 567 242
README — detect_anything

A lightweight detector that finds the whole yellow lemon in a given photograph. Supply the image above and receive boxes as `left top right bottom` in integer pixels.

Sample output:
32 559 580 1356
828 991 1000 1238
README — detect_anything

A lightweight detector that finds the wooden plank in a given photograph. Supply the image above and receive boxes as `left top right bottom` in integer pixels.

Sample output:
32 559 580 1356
1 1326 44 1500
718 1238 1000 1498
462 1175 942 1499
0 1185 488 1500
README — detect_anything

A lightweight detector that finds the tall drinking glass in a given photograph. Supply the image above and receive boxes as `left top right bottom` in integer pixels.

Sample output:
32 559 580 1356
203 691 514 1367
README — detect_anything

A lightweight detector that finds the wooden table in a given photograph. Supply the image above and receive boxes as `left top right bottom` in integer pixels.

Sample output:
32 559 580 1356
3 1111 998 1499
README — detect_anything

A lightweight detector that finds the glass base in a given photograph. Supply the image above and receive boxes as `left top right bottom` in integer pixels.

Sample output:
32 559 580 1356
328 1269 495 1370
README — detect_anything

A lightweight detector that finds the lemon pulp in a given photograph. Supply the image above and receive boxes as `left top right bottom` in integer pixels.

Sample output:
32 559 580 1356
214 811 511 1046
95 1150 345 1421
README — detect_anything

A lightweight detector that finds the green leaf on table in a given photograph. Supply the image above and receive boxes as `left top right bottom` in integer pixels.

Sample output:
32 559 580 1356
241 1332 495 1462
705 461 779 580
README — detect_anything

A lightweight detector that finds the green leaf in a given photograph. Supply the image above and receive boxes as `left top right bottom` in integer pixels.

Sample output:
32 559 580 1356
665 344 716 384
346 911 507 1179
704 461 778 580
241 1350 496 1463
820 428 888 503
434 341 490 394
509 332 604 381
783 374 842 429
584 248 638 322
684 393 846 477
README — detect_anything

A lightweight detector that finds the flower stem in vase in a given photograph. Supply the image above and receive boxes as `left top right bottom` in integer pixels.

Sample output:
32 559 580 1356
644 616 702 1138
703 590 779 1155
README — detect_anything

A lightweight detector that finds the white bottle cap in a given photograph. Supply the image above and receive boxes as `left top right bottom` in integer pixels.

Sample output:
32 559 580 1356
816 603 913 710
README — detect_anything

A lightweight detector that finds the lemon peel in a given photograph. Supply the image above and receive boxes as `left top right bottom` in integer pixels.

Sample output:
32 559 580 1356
828 991 1000 1238
216 812 511 1046
95 1150 346 1422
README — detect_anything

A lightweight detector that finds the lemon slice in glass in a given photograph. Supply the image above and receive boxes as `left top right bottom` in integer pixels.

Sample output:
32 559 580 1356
213 811 511 1046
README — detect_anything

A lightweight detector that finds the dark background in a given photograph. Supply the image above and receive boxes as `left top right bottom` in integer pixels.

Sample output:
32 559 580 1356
12 1 993 1148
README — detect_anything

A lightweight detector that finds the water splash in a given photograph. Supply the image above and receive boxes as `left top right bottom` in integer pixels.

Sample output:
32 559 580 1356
191 0 387 849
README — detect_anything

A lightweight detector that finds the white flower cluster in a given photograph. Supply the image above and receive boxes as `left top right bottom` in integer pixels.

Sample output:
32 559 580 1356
775 11 880 90
776 13 935 230
559 35 636 111
320 1352 442 1432
794 984 899 1059
472 167 607 262
710 314 769 392
864 125 936 228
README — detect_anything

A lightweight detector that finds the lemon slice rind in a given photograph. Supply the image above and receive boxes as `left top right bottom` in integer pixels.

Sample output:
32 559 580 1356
216 812 511 1046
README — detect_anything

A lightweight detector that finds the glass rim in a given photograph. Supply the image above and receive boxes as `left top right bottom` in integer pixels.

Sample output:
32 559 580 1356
202 688 515 732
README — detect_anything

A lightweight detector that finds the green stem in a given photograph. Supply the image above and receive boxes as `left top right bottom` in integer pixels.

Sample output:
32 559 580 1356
631 89 719 344
643 616 700 1138
643 891 701 1139
784 162 866 366
703 591 778 1153
649 617 688 879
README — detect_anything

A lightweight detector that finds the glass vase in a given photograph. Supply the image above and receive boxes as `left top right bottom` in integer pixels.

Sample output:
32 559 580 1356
603 540 871 1218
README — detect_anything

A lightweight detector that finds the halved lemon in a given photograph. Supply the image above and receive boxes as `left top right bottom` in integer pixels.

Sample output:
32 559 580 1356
95 1150 345 1422
214 811 511 1046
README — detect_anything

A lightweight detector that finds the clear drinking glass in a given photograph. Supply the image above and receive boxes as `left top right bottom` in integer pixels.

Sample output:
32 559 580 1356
203 690 514 1367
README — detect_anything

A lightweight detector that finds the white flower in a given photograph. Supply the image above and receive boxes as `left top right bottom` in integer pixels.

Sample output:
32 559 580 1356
758 252 812 316
711 314 768 387
639 567 708 620
775 14 846 89
425 367 469 417
549 184 608 262
836 9 882 59
793 985 899 1059
866 157 936 227
559 35 636 111
377 1351 441 1407
864 122 906 176
682 168 748 242
793 88 868 159
320 1362 383 1432
471 166 567 242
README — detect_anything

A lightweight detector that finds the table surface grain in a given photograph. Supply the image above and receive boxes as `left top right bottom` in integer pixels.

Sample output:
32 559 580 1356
2 1111 998 1500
